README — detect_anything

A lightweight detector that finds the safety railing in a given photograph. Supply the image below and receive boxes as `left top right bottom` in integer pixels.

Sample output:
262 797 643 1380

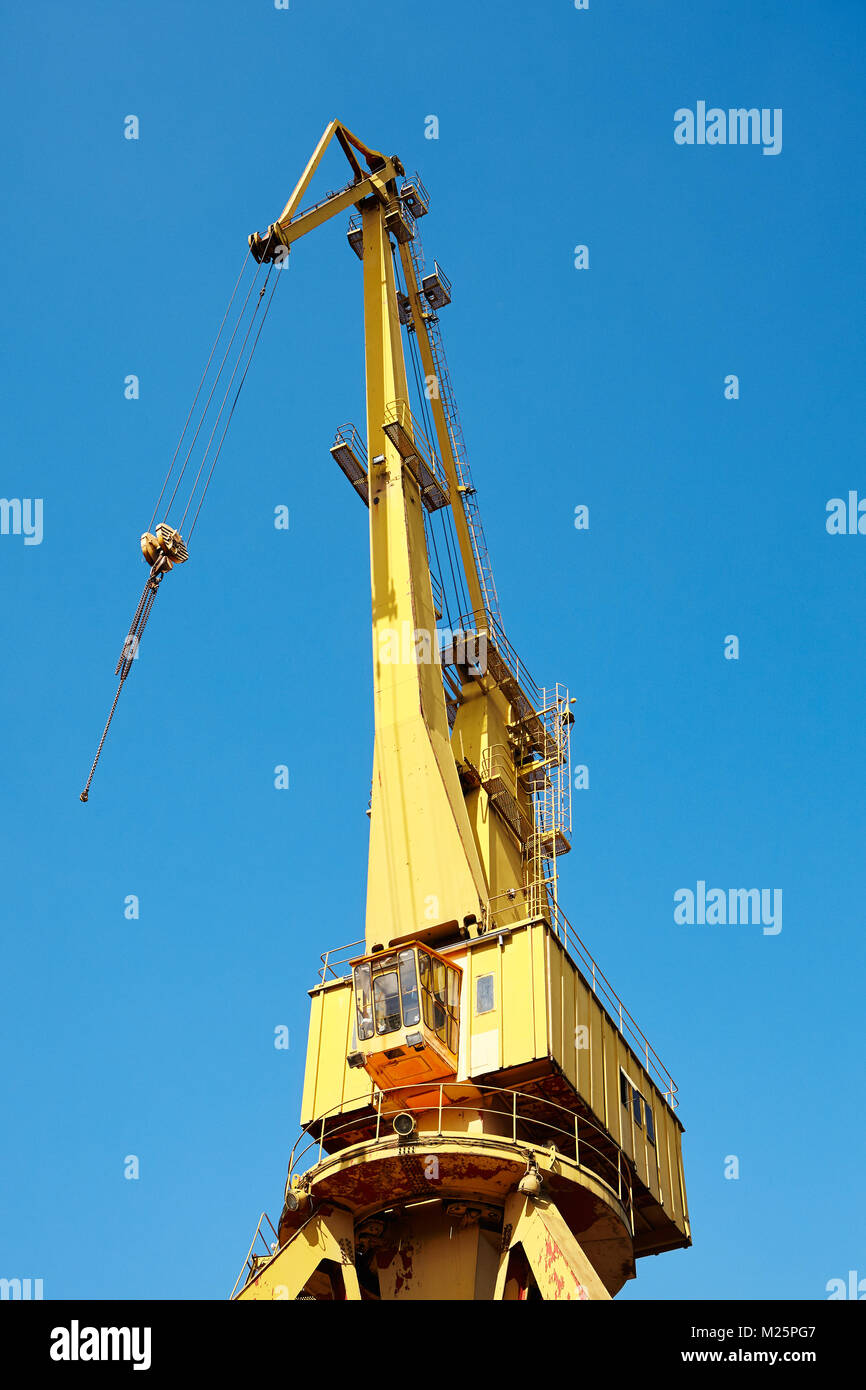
319 938 365 982
480 744 531 842
485 892 678 1109
332 422 367 467
287 1081 634 1234
281 184 352 231
452 607 545 716
383 398 451 509
399 172 430 218
316 907 676 1110
229 1210 281 1301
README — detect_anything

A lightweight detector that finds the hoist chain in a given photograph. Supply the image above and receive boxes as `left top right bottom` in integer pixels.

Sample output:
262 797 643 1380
80 567 164 802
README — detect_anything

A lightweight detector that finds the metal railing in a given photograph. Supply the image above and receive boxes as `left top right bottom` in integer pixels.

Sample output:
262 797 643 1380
453 606 544 715
485 893 678 1108
315 910 677 1110
319 938 365 982
229 1210 281 1300
332 422 368 466
399 171 430 217
288 1081 634 1234
383 398 451 506
423 260 452 301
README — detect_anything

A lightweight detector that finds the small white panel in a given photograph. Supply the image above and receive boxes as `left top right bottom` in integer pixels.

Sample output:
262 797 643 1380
470 1028 499 1075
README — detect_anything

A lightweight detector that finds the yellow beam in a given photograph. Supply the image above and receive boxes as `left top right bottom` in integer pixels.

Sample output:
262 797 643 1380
236 1208 361 1300
362 202 487 948
495 1192 612 1300
272 117 388 227
273 177 379 249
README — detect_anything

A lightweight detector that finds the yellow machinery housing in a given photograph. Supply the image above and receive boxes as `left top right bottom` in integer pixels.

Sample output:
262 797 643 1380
232 121 690 1302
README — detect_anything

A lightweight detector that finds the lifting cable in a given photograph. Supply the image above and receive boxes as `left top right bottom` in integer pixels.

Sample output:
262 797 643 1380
405 323 454 630
397 252 473 626
397 248 467 629
80 237 280 802
408 318 469 625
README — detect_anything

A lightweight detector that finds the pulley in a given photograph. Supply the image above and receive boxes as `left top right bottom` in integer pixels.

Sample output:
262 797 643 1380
140 523 189 570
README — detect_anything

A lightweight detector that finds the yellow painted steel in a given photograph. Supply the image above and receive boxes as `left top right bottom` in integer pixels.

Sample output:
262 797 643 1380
361 199 487 949
232 121 690 1303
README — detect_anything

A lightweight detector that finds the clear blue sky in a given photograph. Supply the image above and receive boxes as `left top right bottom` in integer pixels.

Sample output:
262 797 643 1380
1 0 864 1301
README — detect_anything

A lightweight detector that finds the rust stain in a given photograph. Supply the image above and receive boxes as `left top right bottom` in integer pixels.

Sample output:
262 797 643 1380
542 1234 568 1299
540 1231 590 1300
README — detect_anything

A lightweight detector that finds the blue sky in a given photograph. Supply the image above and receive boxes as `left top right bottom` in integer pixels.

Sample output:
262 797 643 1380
1 0 864 1301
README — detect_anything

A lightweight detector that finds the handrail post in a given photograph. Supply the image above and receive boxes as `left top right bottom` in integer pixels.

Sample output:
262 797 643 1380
574 1115 579 1167
318 1116 325 1167
617 1148 622 1203
375 1089 382 1142
512 1089 517 1142
437 1084 443 1137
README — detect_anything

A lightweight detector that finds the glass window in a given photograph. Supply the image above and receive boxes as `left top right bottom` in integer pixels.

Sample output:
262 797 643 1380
476 974 494 1015
620 1070 630 1108
399 949 420 1027
372 970 401 1035
354 962 373 1041
446 965 460 1052
632 1087 642 1128
418 950 459 1054
645 1101 656 1146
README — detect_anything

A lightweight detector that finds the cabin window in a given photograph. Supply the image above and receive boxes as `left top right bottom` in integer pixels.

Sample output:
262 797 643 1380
398 949 420 1027
354 962 374 1040
366 954 402 1036
353 947 460 1053
419 950 460 1054
621 1068 655 1144
476 973 495 1015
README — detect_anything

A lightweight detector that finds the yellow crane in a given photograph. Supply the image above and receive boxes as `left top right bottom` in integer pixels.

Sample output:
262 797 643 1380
84 120 690 1300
